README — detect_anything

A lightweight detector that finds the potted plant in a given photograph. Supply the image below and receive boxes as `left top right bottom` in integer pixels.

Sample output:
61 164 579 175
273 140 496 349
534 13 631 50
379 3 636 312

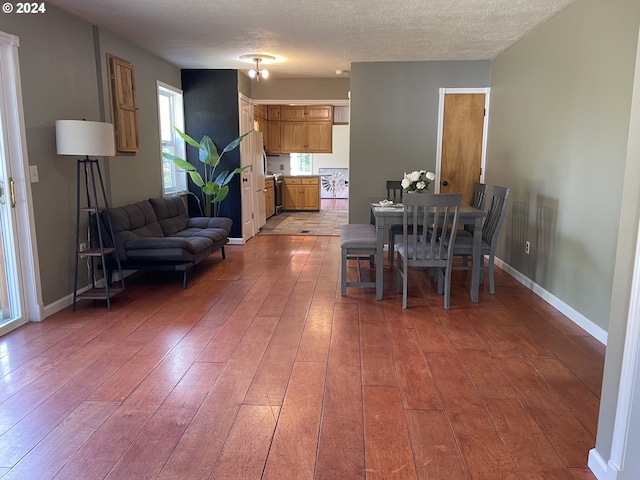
163 127 251 217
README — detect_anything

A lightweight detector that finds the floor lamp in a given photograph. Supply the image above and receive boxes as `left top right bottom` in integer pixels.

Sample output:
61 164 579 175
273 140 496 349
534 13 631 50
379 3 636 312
55 119 126 311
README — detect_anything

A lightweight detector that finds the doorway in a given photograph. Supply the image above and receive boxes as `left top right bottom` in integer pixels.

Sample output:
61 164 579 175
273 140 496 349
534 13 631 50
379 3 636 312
435 88 490 203
0 31 42 335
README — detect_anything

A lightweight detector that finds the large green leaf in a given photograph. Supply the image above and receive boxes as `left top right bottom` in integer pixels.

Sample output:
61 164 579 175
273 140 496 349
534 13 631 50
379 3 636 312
212 185 229 203
169 157 196 171
222 130 252 153
200 135 220 167
188 171 204 187
202 181 216 195
173 127 201 149
214 170 229 186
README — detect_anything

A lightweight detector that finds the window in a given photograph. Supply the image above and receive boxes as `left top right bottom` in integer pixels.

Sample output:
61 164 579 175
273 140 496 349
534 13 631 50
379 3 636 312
157 81 187 195
290 152 312 175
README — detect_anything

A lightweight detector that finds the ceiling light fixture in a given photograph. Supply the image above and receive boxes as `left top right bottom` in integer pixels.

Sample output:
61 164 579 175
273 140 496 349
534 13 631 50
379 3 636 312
240 54 275 82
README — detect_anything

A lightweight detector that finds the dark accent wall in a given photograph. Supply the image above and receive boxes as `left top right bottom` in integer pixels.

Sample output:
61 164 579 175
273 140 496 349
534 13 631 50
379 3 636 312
181 69 243 238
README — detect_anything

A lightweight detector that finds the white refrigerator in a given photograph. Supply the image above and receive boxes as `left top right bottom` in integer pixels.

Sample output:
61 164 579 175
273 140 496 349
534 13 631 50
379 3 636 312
251 130 267 232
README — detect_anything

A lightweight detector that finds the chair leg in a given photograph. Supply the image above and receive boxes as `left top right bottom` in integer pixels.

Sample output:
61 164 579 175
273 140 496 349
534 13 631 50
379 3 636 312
443 267 451 310
221 246 226 259
388 232 395 269
341 250 347 296
488 254 496 294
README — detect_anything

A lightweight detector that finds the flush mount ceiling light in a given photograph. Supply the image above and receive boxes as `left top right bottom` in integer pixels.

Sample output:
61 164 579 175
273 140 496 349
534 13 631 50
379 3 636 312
239 54 275 81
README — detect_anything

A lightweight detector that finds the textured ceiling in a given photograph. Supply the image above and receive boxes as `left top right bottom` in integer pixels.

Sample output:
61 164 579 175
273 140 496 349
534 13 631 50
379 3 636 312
47 0 575 78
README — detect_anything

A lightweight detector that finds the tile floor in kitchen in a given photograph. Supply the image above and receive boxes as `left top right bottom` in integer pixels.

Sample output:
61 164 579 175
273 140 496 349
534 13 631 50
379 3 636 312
259 199 348 236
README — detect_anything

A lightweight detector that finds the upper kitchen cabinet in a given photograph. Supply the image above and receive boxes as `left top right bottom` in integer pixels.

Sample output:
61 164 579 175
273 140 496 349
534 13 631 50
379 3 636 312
280 105 333 153
280 105 332 122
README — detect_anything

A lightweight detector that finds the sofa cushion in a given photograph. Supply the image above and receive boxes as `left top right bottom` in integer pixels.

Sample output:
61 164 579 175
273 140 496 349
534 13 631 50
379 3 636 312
125 236 213 262
149 196 190 235
105 200 164 260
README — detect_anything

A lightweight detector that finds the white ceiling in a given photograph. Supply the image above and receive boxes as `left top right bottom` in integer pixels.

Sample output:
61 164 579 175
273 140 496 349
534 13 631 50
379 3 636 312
47 0 575 79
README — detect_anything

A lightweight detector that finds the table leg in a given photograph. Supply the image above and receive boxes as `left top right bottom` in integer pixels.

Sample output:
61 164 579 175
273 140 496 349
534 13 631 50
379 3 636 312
470 217 482 303
375 223 384 300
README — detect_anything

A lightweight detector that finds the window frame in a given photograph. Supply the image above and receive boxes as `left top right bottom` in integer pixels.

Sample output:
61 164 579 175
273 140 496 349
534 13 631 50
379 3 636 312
157 81 187 196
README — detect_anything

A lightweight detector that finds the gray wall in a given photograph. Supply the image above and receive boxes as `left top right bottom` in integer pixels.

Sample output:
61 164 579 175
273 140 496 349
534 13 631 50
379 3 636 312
486 0 640 464
348 61 491 225
0 5 181 306
488 0 640 332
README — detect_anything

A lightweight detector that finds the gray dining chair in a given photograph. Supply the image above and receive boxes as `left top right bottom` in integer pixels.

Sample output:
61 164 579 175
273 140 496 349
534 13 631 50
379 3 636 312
451 185 510 294
396 192 461 309
386 180 404 268
461 182 488 236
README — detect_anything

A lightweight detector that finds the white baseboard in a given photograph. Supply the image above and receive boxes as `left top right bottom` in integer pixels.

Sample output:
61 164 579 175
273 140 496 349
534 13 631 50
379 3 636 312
228 238 245 245
494 257 608 345
589 448 617 480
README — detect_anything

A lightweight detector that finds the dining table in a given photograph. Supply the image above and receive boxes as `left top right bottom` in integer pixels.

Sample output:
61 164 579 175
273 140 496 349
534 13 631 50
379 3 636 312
370 199 486 302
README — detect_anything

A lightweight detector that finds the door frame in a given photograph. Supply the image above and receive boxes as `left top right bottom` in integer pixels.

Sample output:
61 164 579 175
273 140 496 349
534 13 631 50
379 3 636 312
435 87 491 194
0 32 42 334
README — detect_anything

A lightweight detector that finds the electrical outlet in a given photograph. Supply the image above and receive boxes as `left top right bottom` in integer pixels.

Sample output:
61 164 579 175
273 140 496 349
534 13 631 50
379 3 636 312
80 243 87 252
525 241 531 255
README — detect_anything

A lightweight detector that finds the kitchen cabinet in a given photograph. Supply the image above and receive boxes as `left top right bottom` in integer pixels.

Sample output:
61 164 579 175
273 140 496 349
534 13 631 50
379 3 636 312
254 104 267 120
265 177 275 219
267 105 281 120
281 105 332 122
283 176 320 211
266 120 281 154
280 121 332 153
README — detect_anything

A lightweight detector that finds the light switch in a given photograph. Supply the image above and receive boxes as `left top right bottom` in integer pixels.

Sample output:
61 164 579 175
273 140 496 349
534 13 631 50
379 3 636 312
29 165 39 183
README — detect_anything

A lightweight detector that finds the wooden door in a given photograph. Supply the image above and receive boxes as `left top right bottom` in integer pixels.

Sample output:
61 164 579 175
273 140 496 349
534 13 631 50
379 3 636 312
280 122 306 152
306 122 332 153
439 93 486 205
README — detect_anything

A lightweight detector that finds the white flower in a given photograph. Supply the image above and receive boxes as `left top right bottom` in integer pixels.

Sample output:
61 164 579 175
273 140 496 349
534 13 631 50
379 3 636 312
409 171 421 182
426 171 436 181
416 181 426 190
401 177 411 189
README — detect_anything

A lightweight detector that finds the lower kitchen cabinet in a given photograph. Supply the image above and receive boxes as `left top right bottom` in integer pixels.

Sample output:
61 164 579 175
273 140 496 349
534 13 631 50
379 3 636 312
283 176 320 211
265 177 275 219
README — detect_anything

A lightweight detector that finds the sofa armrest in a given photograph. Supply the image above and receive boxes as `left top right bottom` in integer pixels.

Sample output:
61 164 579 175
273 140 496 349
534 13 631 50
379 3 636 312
188 217 233 232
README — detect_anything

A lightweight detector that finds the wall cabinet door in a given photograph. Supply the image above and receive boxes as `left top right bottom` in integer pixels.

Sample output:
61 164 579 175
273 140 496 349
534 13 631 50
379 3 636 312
266 120 280 154
280 122 306 153
306 122 332 153
267 105 281 121
281 106 306 121
305 106 333 121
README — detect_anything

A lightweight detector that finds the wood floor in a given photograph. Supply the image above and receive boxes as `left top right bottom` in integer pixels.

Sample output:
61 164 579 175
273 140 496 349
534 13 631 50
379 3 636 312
0 234 604 479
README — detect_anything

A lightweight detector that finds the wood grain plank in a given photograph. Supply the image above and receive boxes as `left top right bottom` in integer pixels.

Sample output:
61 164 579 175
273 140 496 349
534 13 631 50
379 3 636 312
2 401 118 480
262 361 326 480
158 316 279 479
210 405 279 479
427 352 520 479
363 385 417 480
405 410 468 480
360 302 396 386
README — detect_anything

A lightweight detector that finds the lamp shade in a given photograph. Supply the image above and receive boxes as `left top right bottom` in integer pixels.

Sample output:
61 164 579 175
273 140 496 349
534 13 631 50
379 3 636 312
55 120 115 157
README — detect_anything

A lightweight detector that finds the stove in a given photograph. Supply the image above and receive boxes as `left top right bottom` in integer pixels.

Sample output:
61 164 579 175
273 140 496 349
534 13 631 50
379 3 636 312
272 173 283 215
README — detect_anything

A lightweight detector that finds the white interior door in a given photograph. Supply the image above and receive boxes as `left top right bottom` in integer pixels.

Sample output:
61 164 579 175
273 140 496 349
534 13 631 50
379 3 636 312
0 32 35 334
239 95 254 242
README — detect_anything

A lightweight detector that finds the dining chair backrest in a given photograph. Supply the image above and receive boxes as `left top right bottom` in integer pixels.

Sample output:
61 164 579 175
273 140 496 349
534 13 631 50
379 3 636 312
482 185 510 247
401 192 461 265
471 182 488 210
386 180 403 203
464 182 488 235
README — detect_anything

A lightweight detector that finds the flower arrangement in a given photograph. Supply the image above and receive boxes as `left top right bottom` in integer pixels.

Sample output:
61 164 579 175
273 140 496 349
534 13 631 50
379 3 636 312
401 170 436 193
